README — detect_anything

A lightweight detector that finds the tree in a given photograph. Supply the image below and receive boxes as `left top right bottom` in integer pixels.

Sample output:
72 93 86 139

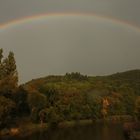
27 91 47 122
0 51 18 98
135 96 140 120
106 95 126 116
39 84 58 106
0 49 3 62
0 96 16 128
40 107 62 127
101 98 110 119
14 86 30 116
65 72 88 81
0 49 3 79
2 51 18 85
89 97 102 119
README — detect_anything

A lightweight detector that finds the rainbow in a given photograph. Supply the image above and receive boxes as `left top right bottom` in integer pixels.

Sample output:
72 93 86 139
0 12 140 32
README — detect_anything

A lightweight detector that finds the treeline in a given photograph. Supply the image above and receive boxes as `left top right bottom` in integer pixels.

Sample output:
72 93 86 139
0 48 140 129
26 70 140 125
0 49 29 129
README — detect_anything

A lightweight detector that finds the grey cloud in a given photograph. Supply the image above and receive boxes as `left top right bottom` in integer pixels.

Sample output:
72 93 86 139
0 0 140 26
0 16 140 83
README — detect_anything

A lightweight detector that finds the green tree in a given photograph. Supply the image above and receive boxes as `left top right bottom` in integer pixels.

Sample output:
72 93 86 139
39 84 58 106
107 96 126 116
0 51 18 98
27 91 47 122
0 49 4 79
0 96 16 128
3 52 17 76
40 107 62 127
14 86 30 116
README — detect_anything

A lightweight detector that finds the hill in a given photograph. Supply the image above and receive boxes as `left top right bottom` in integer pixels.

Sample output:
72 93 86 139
22 70 140 123
25 69 140 96
1 69 140 131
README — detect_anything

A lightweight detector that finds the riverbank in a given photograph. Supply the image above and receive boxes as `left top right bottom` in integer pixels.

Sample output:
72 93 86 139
0 115 134 139
0 120 93 139
0 122 48 139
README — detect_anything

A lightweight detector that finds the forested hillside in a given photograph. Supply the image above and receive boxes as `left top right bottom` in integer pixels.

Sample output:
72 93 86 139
0 48 140 130
24 70 140 124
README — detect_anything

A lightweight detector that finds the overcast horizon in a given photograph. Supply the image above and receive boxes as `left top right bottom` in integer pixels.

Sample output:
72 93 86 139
0 0 140 84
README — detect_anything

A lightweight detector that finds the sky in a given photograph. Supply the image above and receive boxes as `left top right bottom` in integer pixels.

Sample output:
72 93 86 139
0 0 140 83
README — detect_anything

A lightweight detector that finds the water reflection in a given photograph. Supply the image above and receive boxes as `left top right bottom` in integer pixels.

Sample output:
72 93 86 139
10 122 126 140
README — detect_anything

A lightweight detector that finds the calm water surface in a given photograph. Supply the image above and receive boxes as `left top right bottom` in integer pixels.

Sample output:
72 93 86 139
10 122 126 140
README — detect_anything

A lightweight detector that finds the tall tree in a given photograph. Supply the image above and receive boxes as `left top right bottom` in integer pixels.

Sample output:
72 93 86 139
3 51 18 78
0 50 18 97
0 49 4 79
0 49 3 63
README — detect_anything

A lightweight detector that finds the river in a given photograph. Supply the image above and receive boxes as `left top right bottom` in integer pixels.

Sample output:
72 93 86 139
4 122 126 140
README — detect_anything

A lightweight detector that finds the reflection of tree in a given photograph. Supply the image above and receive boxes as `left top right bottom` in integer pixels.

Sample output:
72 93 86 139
101 124 110 140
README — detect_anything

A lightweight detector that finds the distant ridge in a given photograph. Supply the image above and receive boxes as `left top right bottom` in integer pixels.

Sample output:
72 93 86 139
25 69 140 84
23 69 140 121
108 69 140 80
